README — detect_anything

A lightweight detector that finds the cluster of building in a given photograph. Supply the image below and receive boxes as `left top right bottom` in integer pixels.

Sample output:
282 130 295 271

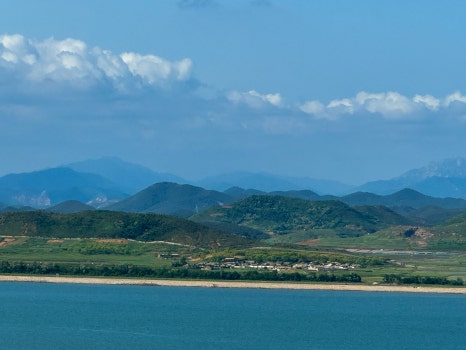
194 257 358 272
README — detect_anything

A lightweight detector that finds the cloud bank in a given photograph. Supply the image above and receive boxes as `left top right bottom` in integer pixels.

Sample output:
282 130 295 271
2 33 466 129
2 33 466 184
0 34 192 91
227 90 282 108
300 91 466 121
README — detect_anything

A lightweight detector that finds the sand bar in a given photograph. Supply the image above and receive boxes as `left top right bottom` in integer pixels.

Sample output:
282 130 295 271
0 275 465 294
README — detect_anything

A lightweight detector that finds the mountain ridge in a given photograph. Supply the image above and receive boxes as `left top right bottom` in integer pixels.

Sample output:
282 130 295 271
357 158 466 198
0 167 127 208
107 182 234 217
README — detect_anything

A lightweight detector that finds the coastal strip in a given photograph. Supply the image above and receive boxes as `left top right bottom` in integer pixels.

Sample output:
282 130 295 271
0 275 465 294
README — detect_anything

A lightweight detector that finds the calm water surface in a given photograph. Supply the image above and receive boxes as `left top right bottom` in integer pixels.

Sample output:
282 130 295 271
0 282 465 349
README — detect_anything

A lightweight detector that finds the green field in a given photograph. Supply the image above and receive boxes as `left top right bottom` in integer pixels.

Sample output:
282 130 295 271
1 235 465 285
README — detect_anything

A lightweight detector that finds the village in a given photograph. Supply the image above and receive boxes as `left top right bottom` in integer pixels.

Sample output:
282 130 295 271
159 254 359 272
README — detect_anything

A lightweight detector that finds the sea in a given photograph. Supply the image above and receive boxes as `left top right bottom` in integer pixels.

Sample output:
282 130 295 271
0 282 465 350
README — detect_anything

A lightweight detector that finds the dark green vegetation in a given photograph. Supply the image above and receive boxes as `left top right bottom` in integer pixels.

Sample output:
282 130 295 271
190 195 466 252
0 210 252 248
2 190 466 286
46 200 95 214
191 195 410 238
341 188 466 209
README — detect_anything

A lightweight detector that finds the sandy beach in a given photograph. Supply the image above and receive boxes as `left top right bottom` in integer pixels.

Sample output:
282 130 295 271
0 275 465 294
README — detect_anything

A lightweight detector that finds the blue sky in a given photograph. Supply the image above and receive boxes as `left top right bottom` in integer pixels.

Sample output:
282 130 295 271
1 0 466 185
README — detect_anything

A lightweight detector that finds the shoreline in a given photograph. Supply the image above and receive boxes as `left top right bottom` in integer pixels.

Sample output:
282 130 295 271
0 275 465 294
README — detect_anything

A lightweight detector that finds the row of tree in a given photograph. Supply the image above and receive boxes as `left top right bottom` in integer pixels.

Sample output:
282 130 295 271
383 274 464 286
0 261 361 283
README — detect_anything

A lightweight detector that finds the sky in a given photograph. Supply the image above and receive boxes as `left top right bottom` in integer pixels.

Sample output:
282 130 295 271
1 0 466 185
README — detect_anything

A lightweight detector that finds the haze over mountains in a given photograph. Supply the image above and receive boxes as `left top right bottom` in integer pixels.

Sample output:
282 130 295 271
65 157 185 195
356 158 466 198
2 157 466 213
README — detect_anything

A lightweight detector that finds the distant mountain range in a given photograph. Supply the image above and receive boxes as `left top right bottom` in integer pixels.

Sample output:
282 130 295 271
340 188 466 209
0 167 127 208
65 157 186 194
356 158 466 198
195 172 352 195
100 183 466 223
4 156 466 211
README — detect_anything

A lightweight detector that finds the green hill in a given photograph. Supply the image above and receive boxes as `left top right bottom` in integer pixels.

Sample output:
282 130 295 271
342 188 466 209
0 210 252 248
46 200 96 214
429 214 466 249
353 205 412 226
108 182 233 217
192 195 402 238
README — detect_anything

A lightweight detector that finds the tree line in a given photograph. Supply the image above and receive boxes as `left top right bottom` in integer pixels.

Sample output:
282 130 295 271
0 260 361 283
383 274 463 286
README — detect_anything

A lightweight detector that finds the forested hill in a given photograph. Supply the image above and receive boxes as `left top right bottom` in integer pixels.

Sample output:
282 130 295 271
191 195 409 236
107 182 233 217
0 211 252 248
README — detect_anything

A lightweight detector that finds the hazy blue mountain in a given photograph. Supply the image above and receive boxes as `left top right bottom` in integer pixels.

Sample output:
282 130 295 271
401 157 466 180
341 188 466 209
107 182 234 217
196 172 351 195
357 158 466 198
223 187 265 200
46 200 96 214
66 157 186 194
0 167 127 208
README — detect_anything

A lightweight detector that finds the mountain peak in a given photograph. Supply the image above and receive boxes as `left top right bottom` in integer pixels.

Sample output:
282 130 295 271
65 157 185 194
357 157 466 198
400 157 466 181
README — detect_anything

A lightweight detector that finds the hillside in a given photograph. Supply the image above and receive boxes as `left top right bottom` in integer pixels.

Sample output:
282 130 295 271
223 187 265 200
0 210 252 248
46 200 96 214
431 216 466 252
191 195 406 238
341 188 466 209
107 182 234 217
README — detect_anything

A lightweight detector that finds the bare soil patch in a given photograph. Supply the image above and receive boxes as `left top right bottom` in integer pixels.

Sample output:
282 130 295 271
95 239 129 243
47 239 65 244
0 237 15 247
298 239 320 246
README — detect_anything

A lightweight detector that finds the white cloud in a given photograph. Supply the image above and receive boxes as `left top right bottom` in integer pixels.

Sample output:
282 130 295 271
0 34 35 64
0 34 193 90
300 91 465 120
227 90 282 108
413 94 440 111
355 91 416 118
327 98 354 114
299 91 417 120
299 100 325 116
445 91 466 106
120 52 192 84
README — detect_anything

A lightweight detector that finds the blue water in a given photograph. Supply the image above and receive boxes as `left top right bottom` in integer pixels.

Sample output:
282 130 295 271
0 282 465 350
